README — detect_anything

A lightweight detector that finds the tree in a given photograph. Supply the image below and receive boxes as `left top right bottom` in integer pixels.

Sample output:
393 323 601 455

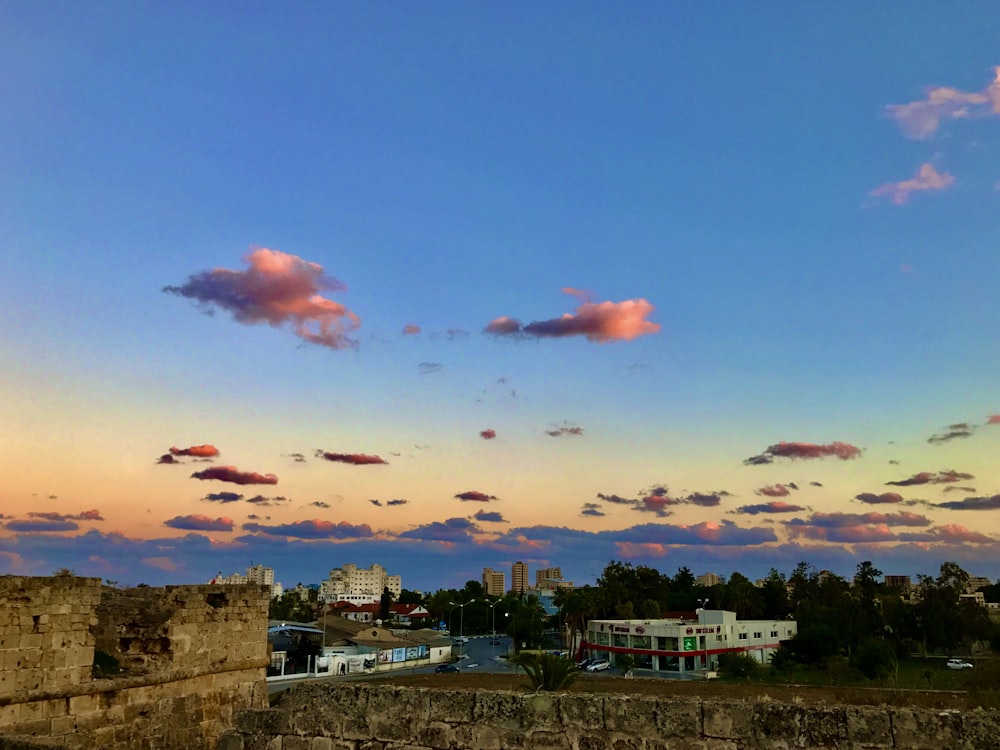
854 639 896 682
760 568 790 619
380 586 394 622
720 572 764 619
398 589 425 605
512 653 579 691
506 593 547 651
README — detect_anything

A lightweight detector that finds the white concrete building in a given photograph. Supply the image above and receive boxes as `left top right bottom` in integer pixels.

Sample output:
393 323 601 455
583 609 797 675
319 563 401 603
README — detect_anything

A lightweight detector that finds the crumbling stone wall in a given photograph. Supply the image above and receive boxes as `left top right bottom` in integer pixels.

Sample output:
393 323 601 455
0 576 269 749
221 681 1000 750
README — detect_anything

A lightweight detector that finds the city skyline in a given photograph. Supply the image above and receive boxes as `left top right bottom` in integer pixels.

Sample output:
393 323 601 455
2 4 1000 590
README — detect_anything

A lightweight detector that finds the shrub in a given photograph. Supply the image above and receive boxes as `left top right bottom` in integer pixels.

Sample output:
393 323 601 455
512 652 579 691
718 652 759 681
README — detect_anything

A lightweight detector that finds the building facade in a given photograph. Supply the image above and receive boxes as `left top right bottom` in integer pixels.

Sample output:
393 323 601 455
583 610 797 675
535 567 573 590
482 567 505 597
319 563 402 603
696 572 721 588
511 561 528 594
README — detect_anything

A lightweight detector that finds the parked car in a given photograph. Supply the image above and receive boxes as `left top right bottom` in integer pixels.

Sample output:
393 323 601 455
452 636 470 644
464 662 480 669
435 664 460 673
586 660 612 672
946 658 973 670
575 658 595 670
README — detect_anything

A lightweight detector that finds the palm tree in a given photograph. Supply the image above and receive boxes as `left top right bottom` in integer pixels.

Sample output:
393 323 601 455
512 652 579 691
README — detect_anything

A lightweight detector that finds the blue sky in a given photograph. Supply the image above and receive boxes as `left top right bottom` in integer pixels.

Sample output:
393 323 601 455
2 3 1000 591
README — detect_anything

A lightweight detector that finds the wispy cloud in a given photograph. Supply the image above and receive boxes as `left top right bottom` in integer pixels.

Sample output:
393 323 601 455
545 424 584 438
418 362 443 375
246 495 290 506
885 67 1000 139
744 441 862 464
402 323 421 336
987 414 1000 425
242 519 374 539
191 466 278 485
870 163 954 205
164 247 360 349
932 495 1000 511
316 451 388 465
454 490 497 502
202 492 243 503
886 470 974 486
580 503 606 517
5 519 79 533
480 429 497 440
854 492 905 505
474 510 505 523
485 291 660 343
730 501 806 515
928 423 975 444
164 515 234 532
27 509 103 522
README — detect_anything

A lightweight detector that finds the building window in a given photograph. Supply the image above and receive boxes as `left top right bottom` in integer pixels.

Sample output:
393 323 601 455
612 633 628 648
770 630 778 638
738 633 747 641
753 632 762 640
595 631 610 646
631 635 650 650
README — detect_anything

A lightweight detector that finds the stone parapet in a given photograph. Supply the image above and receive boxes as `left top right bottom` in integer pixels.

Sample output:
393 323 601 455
221 682 1000 750
0 576 271 750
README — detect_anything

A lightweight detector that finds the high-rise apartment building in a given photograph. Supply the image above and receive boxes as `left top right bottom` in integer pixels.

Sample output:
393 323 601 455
697 572 721 588
319 563 402 603
535 567 572 590
482 567 505 597
511 561 528 594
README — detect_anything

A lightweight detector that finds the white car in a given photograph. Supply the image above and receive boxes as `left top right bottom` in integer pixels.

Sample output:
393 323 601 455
946 658 973 670
586 660 611 672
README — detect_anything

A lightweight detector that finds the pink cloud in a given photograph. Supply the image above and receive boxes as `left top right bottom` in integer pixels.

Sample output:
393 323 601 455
755 484 790 497
317 452 388 466
870 163 955 205
28 509 103 522
987 415 1000 425
157 454 180 465
922 524 995 544
485 292 660 343
164 247 360 349
747 441 862 464
454 490 497 502
402 323 421 336
190 466 278 485
480 429 497 440
170 444 220 458
885 67 1000 139
242 519 374 539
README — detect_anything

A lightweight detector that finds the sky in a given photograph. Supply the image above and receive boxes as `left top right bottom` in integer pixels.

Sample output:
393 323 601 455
3 3 1000 592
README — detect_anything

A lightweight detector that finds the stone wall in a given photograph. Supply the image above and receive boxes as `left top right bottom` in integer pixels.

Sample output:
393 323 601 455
221 682 1000 750
0 576 270 749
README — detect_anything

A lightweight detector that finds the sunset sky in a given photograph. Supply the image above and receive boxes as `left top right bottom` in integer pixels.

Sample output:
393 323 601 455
3 3 1000 591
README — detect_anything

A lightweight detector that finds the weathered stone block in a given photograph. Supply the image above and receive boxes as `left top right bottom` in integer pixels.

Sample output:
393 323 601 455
427 690 475 724
235 708 292 736
702 700 751 740
603 695 657 736
558 694 605 731
473 691 525 731
520 693 560 732
650 697 699 738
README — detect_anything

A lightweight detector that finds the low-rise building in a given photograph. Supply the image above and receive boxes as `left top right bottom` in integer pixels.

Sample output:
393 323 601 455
582 609 797 675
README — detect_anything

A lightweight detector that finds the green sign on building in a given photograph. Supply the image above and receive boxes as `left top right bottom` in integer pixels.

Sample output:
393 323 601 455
682 636 697 651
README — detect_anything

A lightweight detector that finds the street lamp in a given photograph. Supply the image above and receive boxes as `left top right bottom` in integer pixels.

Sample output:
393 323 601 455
448 599 476 658
487 601 497 659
